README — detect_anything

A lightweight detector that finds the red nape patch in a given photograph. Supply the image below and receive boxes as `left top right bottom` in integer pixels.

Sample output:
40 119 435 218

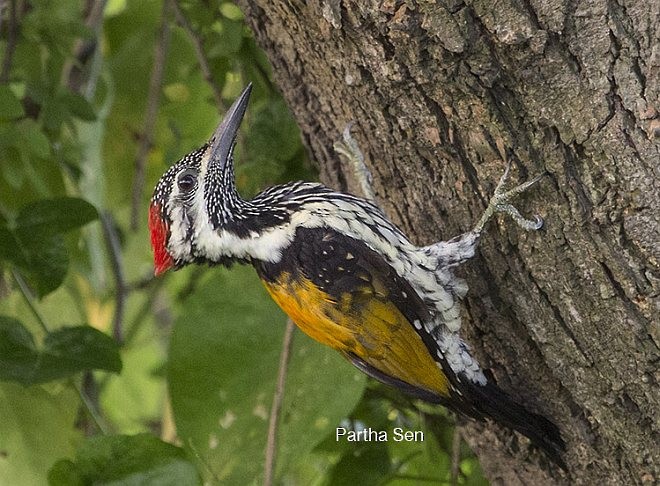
148 203 173 276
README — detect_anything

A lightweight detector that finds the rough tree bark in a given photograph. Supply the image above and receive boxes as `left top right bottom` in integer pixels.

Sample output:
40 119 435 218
235 1 658 484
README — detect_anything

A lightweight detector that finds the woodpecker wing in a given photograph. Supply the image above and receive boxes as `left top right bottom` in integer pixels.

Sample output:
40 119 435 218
257 226 462 402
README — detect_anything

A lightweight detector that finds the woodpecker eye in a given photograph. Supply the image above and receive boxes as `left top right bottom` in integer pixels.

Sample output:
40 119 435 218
177 169 198 194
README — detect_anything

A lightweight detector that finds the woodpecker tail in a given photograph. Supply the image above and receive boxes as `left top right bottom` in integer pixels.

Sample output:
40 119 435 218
455 376 567 469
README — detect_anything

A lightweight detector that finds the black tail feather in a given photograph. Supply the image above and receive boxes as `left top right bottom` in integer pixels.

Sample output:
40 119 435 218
347 353 567 468
451 376 566 469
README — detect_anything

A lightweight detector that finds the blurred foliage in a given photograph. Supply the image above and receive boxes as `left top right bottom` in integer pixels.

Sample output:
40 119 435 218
48 433 200 485
0 1 488 485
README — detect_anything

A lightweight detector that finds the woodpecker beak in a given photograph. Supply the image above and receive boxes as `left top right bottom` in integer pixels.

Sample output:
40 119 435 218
209 83 252 171
148 202 174 276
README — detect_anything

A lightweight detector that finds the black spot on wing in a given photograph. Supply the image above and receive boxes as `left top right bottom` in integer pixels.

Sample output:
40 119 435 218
297 228 377 300
260 227 430 323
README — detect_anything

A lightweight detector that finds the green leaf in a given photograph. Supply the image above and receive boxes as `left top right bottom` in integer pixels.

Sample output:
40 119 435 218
0 214 25 265
326 443 391 486
19 234 70 297
0 316 38 384
0 86 25 119
0 382 81 486
0 145 26 188
48 433 201 486
163 83 190 103
17 118 51 158
0 198 98 297
168 267 284 484
39 325 123 379
40 98 68 132
0 317 122 386
60 91 97 121
14 197 98 240
219 3 244 21
100 322 166 434
46 461 85 486
168 266 366 484
207 19 244 57
105 0 127 17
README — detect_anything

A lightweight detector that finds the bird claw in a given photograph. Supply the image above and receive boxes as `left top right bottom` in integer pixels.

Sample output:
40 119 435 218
494 204 544 231
473 164 545 234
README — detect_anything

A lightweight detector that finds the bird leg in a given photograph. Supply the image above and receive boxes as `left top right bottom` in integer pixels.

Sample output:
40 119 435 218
423 163 544 268
334 123 376 202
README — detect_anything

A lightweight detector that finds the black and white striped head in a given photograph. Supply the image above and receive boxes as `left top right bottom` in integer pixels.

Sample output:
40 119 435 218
149 84 252 275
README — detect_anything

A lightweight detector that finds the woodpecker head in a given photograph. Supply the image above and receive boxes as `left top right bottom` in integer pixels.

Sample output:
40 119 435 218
148 84 253 276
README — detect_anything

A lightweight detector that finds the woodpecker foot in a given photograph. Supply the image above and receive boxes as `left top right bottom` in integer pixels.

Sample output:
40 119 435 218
423 164 543 268
334 123 376 201
473 163 545 235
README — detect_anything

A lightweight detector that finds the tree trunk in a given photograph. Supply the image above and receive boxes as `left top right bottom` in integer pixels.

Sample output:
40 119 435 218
236 1 659 484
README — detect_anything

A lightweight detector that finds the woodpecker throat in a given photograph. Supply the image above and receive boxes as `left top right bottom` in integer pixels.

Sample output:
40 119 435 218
149 84 565 468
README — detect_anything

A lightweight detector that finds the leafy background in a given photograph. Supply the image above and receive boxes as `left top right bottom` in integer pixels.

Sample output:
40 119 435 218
0 1 488 484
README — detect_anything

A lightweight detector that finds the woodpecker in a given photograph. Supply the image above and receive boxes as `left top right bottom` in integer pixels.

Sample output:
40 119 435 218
149 84 565 467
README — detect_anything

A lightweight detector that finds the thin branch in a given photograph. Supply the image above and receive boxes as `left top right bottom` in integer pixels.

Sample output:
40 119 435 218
82 0 107 31
78 371 109 435
11 270 49 334
450 427 461 486
130 0 171 230
11 269 109 434
100 211 126 343
0 0 18 84
97 277 165 392
170 0 225 111
264 319 295 486
123 276 166 347
61 0 107 93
